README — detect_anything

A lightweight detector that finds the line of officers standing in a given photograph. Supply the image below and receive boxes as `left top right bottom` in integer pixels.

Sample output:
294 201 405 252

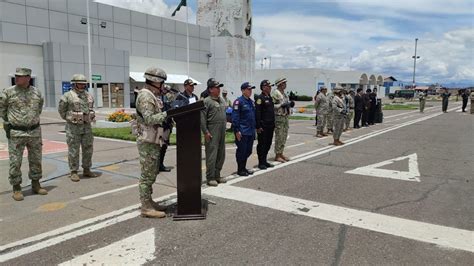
315 85 381 145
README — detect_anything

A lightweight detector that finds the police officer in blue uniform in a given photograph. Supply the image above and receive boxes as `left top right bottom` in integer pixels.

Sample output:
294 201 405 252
232 82 256 176
255 80 275 170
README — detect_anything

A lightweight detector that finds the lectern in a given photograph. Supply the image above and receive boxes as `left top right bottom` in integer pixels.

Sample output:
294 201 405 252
167 101 207 220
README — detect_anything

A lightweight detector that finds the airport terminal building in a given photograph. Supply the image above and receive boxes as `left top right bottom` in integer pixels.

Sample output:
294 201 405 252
0 0 211 108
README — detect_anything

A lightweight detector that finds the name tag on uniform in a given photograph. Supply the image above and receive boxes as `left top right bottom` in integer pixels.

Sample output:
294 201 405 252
189 97 196 104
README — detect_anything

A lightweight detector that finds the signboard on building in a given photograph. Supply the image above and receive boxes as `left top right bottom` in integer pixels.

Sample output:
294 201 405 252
92 75 102 81
62 82 71 94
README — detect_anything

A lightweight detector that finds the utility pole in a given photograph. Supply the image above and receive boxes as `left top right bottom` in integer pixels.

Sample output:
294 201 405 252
412 38 420 89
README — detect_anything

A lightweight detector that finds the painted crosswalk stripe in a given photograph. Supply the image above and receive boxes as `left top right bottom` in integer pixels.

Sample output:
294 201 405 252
58 228 155 265
205 185 474 253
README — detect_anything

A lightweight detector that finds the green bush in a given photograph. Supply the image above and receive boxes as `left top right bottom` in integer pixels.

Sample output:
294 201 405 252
295 95 313 101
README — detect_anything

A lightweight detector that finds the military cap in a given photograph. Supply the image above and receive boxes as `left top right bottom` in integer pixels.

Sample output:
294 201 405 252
71 74 88 84
144 67 167 82
274 77 287 86
222 89 228 93
320 86 328 90
15 67 32 76
240 82 256 90
207 78 224 88
184 78 197 86
333 85 344 92
260 79 273 88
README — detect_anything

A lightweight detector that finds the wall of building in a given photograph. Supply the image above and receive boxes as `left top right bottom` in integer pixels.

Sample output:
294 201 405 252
0 0 211 107
0 42 44 92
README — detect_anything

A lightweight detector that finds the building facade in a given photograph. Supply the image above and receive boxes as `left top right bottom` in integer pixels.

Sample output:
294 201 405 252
0 0 211 107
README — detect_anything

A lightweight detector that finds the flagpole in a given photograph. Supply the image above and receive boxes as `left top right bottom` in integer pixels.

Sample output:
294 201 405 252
186 3 190 78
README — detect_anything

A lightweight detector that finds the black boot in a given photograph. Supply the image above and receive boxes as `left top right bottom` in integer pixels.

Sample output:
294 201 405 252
244 159 254 175
159 145 171 172
237 161 248 176
258 156 267 170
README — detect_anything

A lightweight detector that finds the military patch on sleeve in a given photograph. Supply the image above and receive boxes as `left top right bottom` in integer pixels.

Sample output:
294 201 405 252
256 98 262 105
233 100 239 110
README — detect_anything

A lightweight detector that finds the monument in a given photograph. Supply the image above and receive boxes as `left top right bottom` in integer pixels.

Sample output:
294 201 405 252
197 0 255 97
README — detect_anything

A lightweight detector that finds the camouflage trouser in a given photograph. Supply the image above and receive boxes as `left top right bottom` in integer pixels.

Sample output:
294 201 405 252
333 116 345 140
66 130 94 171
316 113 327 133
274 115 289 154
344 111 354 130
8 136 42 186
137 142 160 200
327 113 334 131
419 99 425 112
471 99 474 114
205 123 226 181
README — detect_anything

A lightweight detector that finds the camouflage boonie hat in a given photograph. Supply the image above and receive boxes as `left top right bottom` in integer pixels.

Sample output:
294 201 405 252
274 77 287 86
71 74 88 84
333 85 344 92
15 67 32 76
144 67 167 82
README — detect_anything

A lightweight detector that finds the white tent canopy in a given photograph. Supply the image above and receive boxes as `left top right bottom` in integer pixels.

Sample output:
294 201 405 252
130 72 201 84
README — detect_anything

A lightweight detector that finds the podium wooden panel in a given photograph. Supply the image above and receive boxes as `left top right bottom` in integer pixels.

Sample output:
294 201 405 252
167 101 207 220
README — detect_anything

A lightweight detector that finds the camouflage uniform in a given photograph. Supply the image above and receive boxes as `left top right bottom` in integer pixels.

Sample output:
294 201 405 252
0 67 48 200
326 92 335 132
272 79 291 161
344 92 355 130
1 84 43 186
58 75 96 176
332 91 346 143
314 91 329 134
470 91 474 114
418 91 427 113
136 88 167 201
201 93 227 182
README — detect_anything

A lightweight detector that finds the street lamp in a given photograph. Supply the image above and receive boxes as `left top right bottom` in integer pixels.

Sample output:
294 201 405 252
412 38 420 89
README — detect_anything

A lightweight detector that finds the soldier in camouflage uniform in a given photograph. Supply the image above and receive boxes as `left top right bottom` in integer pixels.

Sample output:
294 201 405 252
344 88 355 131
58 74 98 182
0 67 48 201
331 86 347 146
418 90 427 113
222 89 232 108
272 77 294 162
201 79 227 186
314 86 329 138
326 91 335 134
135 67 169 218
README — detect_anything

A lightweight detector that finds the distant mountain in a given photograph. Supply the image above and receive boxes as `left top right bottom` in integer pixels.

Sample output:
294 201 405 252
398 80 473 89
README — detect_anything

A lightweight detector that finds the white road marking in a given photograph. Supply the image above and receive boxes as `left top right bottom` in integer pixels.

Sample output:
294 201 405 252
0 106 460 262
80 184 138 200
345 153 421 182
287 142 305 148
383 106 436 119
58 228 155 265
225 106 458 185
205 185 474 253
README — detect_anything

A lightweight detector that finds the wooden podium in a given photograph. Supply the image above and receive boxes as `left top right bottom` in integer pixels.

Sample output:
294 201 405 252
167 101 207 220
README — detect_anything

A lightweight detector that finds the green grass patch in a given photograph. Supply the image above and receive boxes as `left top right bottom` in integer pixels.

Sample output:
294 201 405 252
382 104 419 110
289 116 314 120
305 104 315 108
92 126 235 144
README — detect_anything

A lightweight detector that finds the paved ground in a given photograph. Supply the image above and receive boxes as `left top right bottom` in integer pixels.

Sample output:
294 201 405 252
0 101 472 265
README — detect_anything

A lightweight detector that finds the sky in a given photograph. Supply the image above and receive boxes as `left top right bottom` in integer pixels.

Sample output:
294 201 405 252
95 0 474 87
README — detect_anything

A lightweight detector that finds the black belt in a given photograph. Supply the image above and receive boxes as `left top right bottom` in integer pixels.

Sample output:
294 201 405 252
10 124 40 131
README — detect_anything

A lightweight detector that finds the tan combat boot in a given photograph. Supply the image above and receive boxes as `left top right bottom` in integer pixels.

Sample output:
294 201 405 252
32 180 48 195
275 154 286 163
70 171 80 182
83 168 98 178
12 185 24 201
281 154 290 161
141 199 166 218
